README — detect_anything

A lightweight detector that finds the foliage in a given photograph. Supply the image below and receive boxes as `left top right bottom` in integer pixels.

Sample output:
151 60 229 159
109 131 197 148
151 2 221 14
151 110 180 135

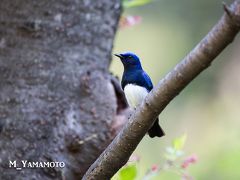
118 163 138 180
112 134 197 180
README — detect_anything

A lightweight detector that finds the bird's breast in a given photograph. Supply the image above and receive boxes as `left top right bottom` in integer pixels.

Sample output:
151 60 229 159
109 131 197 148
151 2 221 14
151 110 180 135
124 84 148 109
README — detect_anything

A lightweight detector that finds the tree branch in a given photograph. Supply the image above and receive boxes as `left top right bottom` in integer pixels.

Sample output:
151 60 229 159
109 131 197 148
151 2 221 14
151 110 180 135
83 1 240 179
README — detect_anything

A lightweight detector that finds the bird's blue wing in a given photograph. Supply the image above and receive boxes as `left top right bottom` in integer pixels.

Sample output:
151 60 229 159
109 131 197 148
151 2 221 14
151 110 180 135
140 71 153 92
121 69 153 92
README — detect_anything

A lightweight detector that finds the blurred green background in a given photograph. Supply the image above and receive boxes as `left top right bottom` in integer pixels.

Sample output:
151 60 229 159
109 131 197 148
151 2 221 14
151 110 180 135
110 0 240 179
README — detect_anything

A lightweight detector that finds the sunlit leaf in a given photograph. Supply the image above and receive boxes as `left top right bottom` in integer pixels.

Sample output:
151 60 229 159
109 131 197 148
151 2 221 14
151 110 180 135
172 134 187 151
118 163 137 180
123 0 153 8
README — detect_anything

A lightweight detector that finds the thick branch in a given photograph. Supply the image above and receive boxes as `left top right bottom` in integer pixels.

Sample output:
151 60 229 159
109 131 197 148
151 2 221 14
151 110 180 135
83 1 240 179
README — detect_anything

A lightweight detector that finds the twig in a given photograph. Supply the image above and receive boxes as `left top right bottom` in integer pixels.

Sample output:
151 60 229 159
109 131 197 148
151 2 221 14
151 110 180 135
83 1 240 179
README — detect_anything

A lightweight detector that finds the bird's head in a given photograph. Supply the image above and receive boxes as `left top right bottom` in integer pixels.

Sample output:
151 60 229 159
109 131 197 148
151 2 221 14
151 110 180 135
114 52 142 70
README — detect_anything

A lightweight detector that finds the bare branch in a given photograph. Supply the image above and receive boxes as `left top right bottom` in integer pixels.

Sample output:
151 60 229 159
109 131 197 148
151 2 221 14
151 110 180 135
83 1 240 179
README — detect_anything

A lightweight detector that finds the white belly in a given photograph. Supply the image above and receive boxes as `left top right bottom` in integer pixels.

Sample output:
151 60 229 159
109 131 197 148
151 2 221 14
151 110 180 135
124 84 148 108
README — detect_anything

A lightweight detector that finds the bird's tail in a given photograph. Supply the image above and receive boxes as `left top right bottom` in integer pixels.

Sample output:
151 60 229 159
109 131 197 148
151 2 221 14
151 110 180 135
148 118 165 138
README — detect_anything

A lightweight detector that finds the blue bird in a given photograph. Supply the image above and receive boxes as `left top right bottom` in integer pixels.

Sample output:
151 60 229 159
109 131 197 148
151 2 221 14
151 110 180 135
114 52 165 138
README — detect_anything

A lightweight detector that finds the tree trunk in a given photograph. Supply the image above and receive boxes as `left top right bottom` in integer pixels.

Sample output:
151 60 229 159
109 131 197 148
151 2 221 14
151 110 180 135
0 0 121 179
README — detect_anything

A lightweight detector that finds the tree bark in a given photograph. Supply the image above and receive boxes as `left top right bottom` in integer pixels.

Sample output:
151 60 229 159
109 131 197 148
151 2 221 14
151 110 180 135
83 1 240 179
0 0 121 179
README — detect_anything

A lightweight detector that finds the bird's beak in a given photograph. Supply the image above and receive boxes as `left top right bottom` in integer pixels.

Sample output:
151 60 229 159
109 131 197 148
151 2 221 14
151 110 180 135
114 53 123 59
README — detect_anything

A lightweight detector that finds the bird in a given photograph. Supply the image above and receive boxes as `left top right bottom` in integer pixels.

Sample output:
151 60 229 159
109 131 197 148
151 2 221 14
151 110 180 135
114 52 165 138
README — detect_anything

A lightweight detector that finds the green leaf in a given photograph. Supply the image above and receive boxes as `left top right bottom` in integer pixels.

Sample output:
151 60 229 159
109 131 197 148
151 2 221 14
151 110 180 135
123 0 153 8
118 163 137 180
172 134 187 151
